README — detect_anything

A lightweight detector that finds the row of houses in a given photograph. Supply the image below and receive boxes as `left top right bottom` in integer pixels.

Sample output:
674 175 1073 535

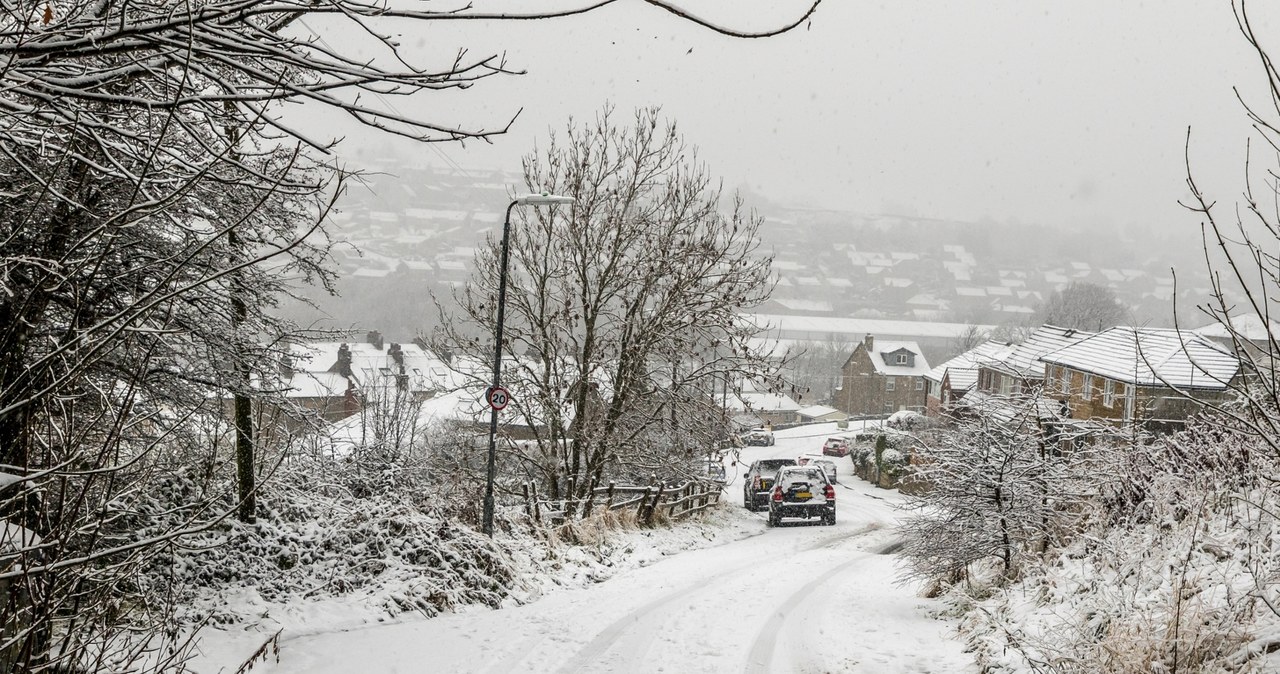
736 320 1247 436
924 324 1241 432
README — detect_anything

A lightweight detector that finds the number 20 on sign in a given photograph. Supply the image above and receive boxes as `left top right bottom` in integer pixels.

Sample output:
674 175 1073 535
486 386 511 411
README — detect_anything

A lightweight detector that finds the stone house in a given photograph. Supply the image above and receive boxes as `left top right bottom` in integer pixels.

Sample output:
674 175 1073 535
834 335 931 417
1038 326 1241 431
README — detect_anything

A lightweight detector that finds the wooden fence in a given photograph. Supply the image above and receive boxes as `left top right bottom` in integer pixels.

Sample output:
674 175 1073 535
521 479 724 527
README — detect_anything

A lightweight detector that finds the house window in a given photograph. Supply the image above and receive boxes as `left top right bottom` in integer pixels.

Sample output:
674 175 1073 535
883 403 893 415
915 378 924 391
1123 383 1135 420
378 367 393 376
1103 379 1114 407
896 354 908 365
886 377 896 392
1082 374 1093 401
1061 369 1071 394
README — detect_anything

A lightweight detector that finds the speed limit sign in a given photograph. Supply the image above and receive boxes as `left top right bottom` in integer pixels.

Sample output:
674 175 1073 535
486 385 512 411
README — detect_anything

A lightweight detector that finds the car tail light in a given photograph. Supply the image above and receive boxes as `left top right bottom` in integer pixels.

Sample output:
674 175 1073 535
753 477 761 490
824 484 835 500
772 486 783 502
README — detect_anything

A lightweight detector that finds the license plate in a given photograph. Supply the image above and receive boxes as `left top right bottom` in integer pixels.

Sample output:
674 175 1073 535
795 491 812 499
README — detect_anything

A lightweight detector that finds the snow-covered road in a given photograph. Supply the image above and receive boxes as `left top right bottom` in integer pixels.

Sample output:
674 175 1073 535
210 424 972 673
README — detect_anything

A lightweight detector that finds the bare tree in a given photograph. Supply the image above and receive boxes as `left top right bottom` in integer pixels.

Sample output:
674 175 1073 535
782 335 851 405
436 107 790 514
899 392 1112 583
1037 281 1127 331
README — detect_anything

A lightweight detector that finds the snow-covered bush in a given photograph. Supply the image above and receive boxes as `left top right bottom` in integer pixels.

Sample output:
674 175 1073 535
948 418 1280 673
899 399 1114 583
878 447 909 483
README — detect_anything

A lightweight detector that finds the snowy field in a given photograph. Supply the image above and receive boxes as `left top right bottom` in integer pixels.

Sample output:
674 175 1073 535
191 423 972 673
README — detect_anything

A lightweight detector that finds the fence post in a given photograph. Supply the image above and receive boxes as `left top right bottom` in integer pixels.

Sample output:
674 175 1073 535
646 483 667 525
522 482 532 520
530 481 542 525
605 481 616 511
637 486 652 520
566 475 577 519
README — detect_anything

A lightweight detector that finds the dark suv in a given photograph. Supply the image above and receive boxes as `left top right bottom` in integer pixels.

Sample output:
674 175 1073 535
742 458 798 511
767 466 836 527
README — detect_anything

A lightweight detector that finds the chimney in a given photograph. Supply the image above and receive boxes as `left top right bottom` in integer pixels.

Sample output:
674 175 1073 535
864 334 875 353
278 354 294 379
331 343 353 378
388 343 405 369
366 330 384 350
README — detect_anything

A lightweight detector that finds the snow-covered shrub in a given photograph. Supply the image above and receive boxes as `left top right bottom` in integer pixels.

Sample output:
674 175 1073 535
850 444 875 477
949 417 1280 673
899 399 1114 583
132 450 530 626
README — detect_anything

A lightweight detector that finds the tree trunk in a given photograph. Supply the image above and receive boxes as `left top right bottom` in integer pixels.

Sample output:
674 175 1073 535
229 230 256 524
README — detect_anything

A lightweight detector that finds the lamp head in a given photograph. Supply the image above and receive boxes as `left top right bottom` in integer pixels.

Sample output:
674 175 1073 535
515 192 575 206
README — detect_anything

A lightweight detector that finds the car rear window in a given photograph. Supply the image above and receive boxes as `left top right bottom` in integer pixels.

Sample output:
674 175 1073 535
756 459 796 472
778 468 827 485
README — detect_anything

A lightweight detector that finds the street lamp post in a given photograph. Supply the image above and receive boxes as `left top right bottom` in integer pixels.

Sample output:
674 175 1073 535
482 192 574 537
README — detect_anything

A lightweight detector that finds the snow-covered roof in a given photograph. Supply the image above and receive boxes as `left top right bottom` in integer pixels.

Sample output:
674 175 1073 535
773 298 834 313
986 325 1093 380
286 371 350 399
1039 326 1240 390
798 404 843 419
866 340 931 376
996 304 1036 314
1194 315 1280 342
924 341 1011 391
726 390 801 414
291 340 460 394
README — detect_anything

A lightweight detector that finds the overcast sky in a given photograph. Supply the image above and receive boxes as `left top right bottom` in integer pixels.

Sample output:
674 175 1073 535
297 1 1278 233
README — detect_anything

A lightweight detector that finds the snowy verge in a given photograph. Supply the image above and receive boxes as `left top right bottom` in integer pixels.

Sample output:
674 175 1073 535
184 488 756 672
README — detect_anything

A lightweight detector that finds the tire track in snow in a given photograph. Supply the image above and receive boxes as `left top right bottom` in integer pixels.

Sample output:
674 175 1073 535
552 562 751 674
743 555 867 674
552 525 881 673
743 538 906 674
742 537 911 674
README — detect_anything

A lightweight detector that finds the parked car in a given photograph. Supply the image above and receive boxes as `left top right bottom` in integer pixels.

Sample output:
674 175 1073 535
812 458 838 483
742 458 798 511
794 455 836 482
744 428 775 446
821 436 851 457
767 466 836 526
